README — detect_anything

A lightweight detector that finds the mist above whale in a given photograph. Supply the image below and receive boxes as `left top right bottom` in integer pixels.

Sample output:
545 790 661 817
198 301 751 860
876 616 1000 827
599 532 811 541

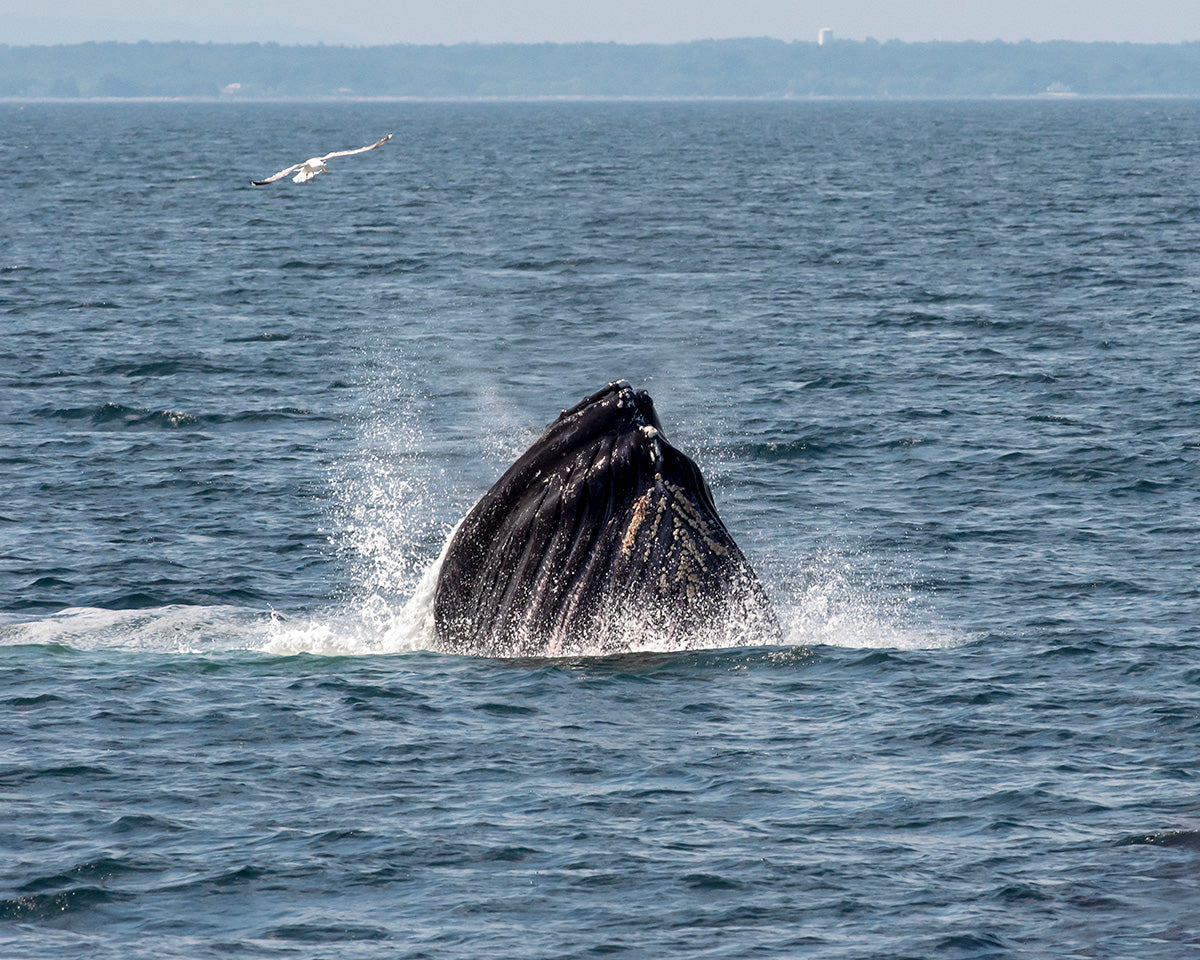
432 381 780 657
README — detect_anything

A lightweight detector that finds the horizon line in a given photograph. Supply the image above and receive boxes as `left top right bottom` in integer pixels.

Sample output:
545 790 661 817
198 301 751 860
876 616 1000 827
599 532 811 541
6 37 1200 50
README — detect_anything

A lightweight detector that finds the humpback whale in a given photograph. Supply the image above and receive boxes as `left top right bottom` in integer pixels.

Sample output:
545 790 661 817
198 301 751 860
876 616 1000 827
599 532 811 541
433 381 779 657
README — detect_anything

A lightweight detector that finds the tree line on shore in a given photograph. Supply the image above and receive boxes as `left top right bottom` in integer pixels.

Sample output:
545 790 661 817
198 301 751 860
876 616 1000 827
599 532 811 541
3 38 1200 99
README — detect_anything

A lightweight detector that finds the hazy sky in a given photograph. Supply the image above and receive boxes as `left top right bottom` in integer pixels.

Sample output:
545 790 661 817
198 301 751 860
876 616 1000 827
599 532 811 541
4 0 1197 47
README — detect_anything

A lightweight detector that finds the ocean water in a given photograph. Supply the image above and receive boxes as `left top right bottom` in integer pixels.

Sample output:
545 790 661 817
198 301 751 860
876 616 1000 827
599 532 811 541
2 98 1198 958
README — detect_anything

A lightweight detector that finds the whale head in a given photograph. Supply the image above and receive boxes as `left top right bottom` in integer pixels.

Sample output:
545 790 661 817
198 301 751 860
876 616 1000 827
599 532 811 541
433 381 779 657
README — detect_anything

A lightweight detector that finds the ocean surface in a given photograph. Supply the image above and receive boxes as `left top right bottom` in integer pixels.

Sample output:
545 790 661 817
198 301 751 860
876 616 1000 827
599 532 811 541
2 98 1198 958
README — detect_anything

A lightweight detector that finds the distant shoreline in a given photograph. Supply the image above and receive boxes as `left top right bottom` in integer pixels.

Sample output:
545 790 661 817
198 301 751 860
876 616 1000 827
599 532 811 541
5 39 1200 99
3 93 1200 105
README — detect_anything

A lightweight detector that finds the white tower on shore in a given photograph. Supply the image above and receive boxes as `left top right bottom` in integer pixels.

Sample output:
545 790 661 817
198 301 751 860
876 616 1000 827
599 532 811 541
818 28 833 46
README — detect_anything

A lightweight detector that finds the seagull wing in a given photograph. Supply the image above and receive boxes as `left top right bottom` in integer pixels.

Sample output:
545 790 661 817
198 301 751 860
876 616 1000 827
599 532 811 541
251 162 303 185
317 134 393 162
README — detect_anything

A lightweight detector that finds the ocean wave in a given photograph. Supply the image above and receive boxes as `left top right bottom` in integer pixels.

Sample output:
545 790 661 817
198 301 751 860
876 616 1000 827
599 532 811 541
351 256 430 275
0 886 124 922
87 357 224 378
1118 829 1200 849
261 922 393 943
29 401 330 430
225 332 292 342
718 437 849 461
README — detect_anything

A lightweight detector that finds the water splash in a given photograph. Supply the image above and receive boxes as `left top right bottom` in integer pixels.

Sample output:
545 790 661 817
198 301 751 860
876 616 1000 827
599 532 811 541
774 546 960 650
330 365 442 603
262 524 454 656
279 352 457 656
261 534 957 657
0 546 957 657
261 364 960 657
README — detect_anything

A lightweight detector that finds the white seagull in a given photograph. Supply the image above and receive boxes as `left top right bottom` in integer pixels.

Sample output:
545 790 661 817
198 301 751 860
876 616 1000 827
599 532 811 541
251 134 392 185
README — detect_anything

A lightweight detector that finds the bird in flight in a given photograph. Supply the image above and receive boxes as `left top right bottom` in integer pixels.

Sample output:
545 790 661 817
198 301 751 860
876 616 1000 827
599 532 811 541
251 134 392 185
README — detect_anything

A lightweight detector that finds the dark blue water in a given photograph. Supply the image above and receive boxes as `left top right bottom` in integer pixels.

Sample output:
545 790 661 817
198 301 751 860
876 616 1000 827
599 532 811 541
2 99 1198 958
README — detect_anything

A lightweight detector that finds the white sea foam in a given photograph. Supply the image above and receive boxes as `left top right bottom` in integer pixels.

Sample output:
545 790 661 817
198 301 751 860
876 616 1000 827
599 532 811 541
0 604 273 654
